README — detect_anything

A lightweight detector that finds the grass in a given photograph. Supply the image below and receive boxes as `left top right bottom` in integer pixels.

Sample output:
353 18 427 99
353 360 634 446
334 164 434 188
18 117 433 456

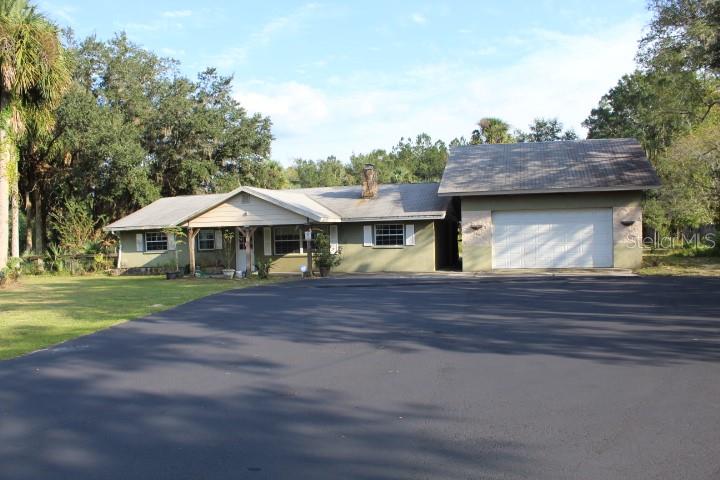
0 275 281 360
638 249 720 276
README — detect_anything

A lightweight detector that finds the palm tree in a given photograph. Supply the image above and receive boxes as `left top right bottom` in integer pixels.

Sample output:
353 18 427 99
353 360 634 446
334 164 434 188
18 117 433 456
0 0 70 267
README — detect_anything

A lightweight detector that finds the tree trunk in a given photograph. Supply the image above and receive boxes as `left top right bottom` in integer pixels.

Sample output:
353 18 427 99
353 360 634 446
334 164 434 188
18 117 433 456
33 188 44 254
10 187 19 258
0 127 10 269
24 190 32 253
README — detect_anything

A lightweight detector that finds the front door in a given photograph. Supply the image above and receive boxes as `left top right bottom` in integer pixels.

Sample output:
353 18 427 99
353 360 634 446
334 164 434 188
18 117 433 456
235 229 255 275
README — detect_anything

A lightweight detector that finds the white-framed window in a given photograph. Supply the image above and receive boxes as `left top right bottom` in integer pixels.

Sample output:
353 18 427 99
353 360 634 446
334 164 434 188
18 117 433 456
374 224 404 246
145 231 168 252
197 230 216 250
274 226 301 255
272 226 324 255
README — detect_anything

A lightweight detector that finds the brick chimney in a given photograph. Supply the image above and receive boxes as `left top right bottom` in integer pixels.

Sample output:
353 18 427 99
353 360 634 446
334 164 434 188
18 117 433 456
361 164 378 198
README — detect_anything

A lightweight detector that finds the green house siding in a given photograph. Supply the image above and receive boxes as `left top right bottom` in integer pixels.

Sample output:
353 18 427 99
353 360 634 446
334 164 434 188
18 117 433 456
256 221 438 273
118 221 441 273
334 222 436 273
460 191 644 271
118 231 227 270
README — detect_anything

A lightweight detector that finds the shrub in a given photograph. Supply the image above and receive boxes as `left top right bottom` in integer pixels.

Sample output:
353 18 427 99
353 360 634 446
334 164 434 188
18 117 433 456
313 232 342 270
6 257 22 281
93 253 113 272
44 244 68 273
49 199 108 255
255 256 275 279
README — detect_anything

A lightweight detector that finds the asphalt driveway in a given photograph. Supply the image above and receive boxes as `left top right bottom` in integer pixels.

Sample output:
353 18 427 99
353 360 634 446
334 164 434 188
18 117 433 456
1 276 719 480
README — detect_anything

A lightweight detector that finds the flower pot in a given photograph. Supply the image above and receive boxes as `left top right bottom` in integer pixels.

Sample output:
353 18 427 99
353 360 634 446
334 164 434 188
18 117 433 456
222 269 235 279
319 266 330 277
165 271 180 280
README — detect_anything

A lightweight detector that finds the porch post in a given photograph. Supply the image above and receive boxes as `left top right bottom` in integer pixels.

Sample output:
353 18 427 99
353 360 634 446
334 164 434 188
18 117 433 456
305 226 313 277
188 227 198 275
238 226 256 278
246 227 256 278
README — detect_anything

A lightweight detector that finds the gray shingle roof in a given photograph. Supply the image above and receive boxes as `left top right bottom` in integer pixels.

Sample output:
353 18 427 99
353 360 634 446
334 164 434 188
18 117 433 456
105 183 448 231
104 194 227 231
293 183 449 221
438 138 661 196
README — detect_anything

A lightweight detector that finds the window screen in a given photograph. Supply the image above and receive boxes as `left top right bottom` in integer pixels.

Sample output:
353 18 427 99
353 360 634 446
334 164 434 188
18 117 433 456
274 227 301 254
145 232 168 251
374 224 404 246
198 230 215 250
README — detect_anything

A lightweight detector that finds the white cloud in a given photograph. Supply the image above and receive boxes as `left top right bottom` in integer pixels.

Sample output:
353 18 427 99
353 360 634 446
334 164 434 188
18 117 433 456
234 18 645 164
212 2 321 70
162 10 193 18
40 2 77 25
411 13 427 25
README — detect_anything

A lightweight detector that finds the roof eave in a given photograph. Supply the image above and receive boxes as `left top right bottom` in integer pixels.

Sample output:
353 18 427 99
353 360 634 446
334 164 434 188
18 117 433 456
437 184 661 197
104 224 177 232
339 213 447 222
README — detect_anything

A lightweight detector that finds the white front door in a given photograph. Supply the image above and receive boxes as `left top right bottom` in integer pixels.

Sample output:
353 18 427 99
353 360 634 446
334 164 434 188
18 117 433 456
235 229 255 275
492 209 613 269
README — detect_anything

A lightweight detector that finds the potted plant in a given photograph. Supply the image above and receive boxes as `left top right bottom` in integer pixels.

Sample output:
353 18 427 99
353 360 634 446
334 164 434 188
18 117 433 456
313 232 342 277
162 227 186 280
222 229 236 279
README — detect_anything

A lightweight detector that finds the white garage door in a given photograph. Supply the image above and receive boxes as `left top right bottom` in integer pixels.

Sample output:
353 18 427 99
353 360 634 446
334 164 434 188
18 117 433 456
492 209 613 269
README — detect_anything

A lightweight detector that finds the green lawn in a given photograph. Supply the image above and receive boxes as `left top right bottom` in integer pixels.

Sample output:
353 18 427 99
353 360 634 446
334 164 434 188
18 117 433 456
638 252 720 276
0 275 279 360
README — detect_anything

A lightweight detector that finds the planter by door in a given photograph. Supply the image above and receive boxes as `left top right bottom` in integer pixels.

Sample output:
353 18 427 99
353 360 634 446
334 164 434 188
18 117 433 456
222 269 235 279
318 266 330 277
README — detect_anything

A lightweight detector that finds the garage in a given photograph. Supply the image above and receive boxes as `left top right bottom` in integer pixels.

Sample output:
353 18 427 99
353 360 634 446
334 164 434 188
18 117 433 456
438 140 661 271
492 208 613 269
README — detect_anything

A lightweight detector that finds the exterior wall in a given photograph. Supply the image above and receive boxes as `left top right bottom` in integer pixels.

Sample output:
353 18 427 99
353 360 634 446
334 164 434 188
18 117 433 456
188 192 306 228
460 191 644 271
118 231 228 270
334 221 435 273
254 221 438 273
118 220 441 273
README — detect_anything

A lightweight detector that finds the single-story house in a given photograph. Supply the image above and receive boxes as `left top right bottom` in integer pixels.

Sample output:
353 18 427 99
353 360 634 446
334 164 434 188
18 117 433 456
104 165 458 275
438 138 660 270
105 138 660 274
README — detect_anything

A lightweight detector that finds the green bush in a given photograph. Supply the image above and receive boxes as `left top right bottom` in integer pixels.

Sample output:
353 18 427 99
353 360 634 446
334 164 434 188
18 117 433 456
44 244 68 273
313 232 342 270
255 256 275 279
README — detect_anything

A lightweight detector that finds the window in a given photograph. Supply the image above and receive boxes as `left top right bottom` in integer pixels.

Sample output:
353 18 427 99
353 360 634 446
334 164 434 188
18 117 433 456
145 232 168 251
274 226 301 254
198 230 216 250
374 224 404 246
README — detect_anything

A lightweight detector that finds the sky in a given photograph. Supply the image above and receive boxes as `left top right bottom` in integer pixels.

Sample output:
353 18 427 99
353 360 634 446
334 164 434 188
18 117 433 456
39 0 650 165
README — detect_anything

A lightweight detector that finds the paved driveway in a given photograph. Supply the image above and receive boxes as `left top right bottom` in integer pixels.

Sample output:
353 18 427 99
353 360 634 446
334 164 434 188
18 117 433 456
1 277 719 480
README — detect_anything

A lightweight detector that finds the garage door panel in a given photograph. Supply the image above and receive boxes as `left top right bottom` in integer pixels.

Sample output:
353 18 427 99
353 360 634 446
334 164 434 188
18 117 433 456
492 209 613 269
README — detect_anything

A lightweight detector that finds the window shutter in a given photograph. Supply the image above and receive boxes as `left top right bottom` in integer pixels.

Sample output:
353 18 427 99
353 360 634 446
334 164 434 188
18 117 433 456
363 225 373 247
136 233 144 252
329 225 339 253
263 227 272 256
167 233 176 250
405 224 415 246
214 230 223 249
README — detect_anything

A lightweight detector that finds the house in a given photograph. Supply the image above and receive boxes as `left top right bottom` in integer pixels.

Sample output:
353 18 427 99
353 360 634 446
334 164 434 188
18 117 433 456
105 165 458 275
105 138 660 274
439 138 660 271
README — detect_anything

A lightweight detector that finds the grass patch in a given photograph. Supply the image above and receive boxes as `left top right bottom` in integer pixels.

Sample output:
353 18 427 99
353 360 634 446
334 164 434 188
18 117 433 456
639 249 720 276
0 275 281 360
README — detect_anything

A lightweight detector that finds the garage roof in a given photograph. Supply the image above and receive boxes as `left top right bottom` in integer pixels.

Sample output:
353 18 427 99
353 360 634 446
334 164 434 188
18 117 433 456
438 138 661 196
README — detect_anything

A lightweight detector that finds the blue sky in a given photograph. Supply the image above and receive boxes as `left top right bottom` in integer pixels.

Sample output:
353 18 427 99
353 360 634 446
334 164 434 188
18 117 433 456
40 0 650 164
